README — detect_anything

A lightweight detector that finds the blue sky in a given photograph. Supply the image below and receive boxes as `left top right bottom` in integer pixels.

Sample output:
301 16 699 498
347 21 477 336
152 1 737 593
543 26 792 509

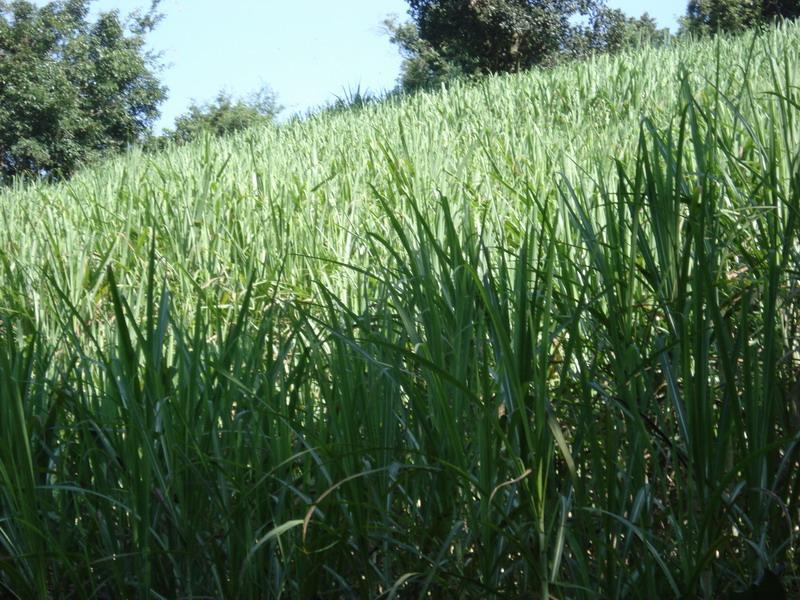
88 0 687 130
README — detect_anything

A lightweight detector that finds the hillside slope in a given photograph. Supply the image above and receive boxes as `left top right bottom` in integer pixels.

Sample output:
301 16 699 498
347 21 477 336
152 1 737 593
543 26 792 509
0 23 799 599
0 25 795 328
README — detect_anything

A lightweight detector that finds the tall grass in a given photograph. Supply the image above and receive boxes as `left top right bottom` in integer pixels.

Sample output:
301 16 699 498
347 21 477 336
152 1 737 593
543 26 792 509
0 22 798 598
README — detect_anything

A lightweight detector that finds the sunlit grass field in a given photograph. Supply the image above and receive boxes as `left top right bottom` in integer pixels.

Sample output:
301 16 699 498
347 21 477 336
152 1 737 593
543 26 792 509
1 22 799 598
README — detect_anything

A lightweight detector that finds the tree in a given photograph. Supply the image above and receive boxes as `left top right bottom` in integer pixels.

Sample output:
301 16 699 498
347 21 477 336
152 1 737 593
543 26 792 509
568 8 670 56
762 0 800 22
165 86 280 145
0 0 165 181
682 0 760 34
387 2 672 92
682 0 800 35
403 0 600 76
383 16 464 91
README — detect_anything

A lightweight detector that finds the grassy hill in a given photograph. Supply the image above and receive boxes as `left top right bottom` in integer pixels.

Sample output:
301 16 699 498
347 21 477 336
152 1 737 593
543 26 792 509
0 22 799 598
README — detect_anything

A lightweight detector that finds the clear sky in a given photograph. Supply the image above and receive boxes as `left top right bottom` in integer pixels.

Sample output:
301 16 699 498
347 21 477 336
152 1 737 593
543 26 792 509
87 0 688 130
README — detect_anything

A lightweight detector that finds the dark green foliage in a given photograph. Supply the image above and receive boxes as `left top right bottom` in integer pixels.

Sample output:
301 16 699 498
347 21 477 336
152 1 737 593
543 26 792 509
682 0 800 35
683 0 763 34
405 0 598 74
389 2 672 92
730 568 787 599
569 9 671 56
763 0 800 21
0 0 165 181
384 16 464 91
165 87 280 144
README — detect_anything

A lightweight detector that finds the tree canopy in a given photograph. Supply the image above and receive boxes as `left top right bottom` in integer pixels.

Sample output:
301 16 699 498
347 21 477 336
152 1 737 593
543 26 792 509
407 0 598 75
388 1 670 92
164 86 281 145
0 0 165 181
568 9 669 57
384 17 462 92
682 0 800 35
389 0 800 93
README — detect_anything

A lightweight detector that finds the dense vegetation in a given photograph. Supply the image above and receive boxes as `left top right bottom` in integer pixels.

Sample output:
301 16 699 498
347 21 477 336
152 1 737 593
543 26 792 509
385 1 671 92
684 0 800 35
0 0 164 181
0 22 799 599
387 0 800 93
6 0 796 182
161 87 282 146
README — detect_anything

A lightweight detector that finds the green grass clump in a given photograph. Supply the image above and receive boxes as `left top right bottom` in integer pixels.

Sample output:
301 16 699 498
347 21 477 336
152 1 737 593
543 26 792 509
0 22 799 599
